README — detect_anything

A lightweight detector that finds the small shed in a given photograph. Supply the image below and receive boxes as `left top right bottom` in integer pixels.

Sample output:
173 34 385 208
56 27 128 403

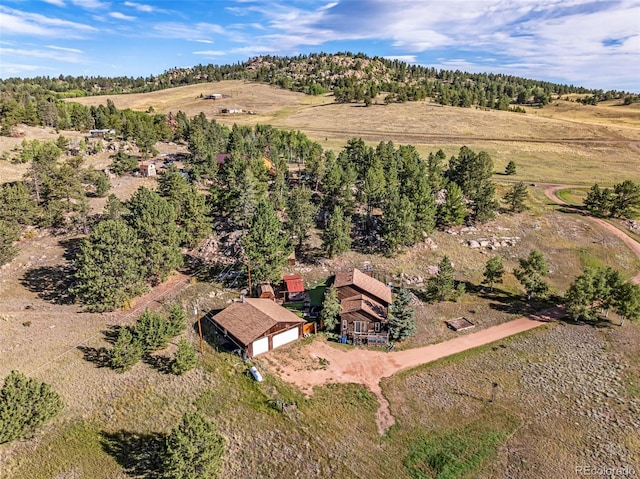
257 283 275 300
282 274 305 302
140 162 156 177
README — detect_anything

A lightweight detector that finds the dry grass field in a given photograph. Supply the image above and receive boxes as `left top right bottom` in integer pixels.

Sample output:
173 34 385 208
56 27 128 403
1 81 639 478
68 80 640 184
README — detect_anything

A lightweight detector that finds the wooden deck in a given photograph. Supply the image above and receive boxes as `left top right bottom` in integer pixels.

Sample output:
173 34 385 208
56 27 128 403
445 317 475 331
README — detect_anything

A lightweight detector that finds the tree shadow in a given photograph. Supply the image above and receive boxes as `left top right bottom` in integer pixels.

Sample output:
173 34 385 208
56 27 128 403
20 264 75 305
143 354 173 374
77 345 111 368
59 237 84 262
101 430 165 479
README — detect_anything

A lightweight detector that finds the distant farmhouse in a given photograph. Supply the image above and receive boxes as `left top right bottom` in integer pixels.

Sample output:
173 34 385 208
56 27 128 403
334 268 392 345
204 93 223 100
88 129 115 139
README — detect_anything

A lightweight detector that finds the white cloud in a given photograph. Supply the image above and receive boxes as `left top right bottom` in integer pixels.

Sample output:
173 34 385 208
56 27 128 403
124 1 153 12
192 50 226 57
383 55 417 63
0 7 97 38
43 0 67 7
153 21 225 42
46 44 83 53
194 39 214 44
1 47 84 63
0 62 51 76
109 12 136 21
70 0 109 9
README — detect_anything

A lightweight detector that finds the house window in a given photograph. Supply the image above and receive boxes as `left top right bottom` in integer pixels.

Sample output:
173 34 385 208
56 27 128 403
374 322 381 333
354 321 367 334
342 320 347 330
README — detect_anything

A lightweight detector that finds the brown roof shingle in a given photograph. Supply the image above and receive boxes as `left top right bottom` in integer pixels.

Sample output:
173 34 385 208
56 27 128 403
340 294 386 322
334 268 392 305
212 298 305 346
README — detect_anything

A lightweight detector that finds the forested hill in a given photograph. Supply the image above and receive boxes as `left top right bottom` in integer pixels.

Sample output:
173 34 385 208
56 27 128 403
2 53 638 113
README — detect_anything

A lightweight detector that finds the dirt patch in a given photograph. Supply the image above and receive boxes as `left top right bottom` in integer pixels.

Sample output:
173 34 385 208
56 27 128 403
261 310 561 434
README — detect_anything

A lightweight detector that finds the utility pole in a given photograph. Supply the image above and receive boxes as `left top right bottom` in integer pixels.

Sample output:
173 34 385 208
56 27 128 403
194 301 203 354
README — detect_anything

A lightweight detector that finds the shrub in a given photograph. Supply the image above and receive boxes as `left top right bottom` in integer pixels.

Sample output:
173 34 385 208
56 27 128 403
171 339 197 375
110 327 143 372
0 371 64 443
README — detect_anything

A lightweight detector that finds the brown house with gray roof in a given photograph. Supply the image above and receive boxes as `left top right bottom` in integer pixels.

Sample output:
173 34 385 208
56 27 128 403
211 298 305 358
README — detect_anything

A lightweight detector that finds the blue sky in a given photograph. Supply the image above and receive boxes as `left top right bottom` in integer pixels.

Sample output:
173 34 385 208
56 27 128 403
1 0 639 92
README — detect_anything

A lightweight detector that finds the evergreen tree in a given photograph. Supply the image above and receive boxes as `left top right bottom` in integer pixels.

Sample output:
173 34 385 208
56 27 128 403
412 176 437 239
126 187 183 284
320 286 341 332
437 182 466 227
135 309 171 354
0 181 38 225
243 199 290 283
564 268 599 321
171 339 197 375
103 193 128 221
0 220 20 266
614 282 640 326
110 327 143 372
178 185 211 248
514 249 549 300
611 180 640 218
382 193 415 255
286 186 318 249
322 205 352 258
361 157 386 217
583 184 613 217
503 182 529 213
166 303 188 338
158 164 189 208
505 160 517 175
482 256 504 291
72 219 147 312
426 256 463 302
0 371 64 444
426 149 446 193
162 412 225 479
388 288 416 341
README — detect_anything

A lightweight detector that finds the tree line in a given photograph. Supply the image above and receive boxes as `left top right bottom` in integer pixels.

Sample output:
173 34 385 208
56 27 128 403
4 53 638 133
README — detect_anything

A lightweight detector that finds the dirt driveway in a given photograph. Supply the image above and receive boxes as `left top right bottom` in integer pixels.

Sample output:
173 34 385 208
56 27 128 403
261 308 562 434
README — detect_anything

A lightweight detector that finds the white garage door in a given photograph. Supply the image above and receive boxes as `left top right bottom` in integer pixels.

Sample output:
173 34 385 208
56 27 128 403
252 337 269 357
272 327 299 349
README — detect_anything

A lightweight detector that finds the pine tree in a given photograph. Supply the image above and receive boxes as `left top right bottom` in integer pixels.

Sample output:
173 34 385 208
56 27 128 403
426 256 463 302
166 303 188 338
126 187 183 284
0 220 20 266
72 219 147 312
505 160 516 175
614 282 640 326
110 327 143 372
583 184 613 217
286 186 318 249
162 412 225 479
514 249 549 301
503 182 529 213
388 288 416 341
320 286 341 332
437 182 466 227
135 309 171 354
0 371 64 444
611 180 640 219
171 339 197 375
382 193 415 255
178 185 211 248
322 205 352 258
243 199 290 283
482 256 504 291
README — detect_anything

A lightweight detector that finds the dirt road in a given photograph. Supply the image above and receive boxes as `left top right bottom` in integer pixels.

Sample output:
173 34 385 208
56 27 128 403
542 184 640 284
261 308 563 434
